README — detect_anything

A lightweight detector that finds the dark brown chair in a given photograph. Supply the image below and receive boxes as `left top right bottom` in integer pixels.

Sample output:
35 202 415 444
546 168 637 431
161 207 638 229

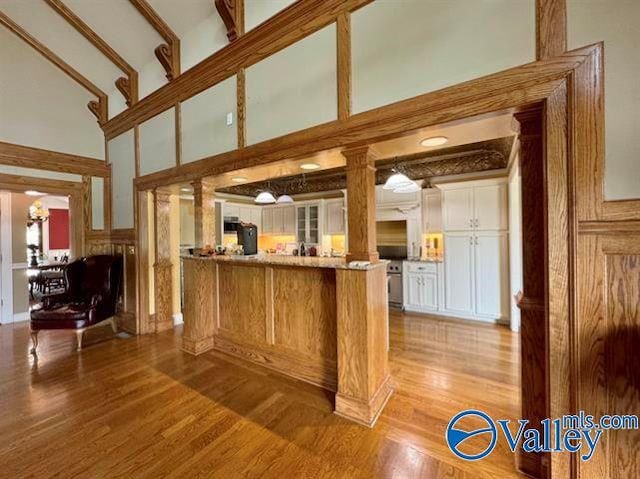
29 255 123 354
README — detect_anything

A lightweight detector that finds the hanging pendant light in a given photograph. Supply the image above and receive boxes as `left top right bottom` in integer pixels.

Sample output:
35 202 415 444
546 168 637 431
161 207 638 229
255 191 276 204
394 181 421 193
383 172 413 190
276 194 293 204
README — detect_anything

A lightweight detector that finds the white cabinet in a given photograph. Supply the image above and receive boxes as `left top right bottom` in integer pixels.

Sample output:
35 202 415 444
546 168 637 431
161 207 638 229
261 206 295 235
237 205 262 230
443 233 475 315
422 189 442 233
403 261 438 312
441 179 507 232
250 208 262 230
297 203 320 245
325 200 345 234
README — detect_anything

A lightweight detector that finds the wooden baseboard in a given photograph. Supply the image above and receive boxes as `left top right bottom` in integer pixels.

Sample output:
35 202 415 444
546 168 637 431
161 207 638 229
334 375 393 427
182 336 214 355
214 334 337 391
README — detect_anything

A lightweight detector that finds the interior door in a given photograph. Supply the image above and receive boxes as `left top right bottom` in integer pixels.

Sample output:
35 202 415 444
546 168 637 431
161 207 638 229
473 184 507 230
474 231 508 319
443 188 473 231
443 232 474 315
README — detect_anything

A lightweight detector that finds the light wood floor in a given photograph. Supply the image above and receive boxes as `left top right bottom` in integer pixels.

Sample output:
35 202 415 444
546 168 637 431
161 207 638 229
0 311 524 478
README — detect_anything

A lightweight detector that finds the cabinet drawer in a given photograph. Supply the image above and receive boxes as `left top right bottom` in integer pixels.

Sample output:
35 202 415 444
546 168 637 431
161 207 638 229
405 262 437 274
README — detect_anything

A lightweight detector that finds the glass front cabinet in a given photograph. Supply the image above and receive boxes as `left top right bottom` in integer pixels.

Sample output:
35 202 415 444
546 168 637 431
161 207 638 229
296 203 320 246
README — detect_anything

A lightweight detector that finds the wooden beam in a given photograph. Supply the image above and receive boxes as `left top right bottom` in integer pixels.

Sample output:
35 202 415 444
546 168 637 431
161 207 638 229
536 0 567 59
43 0 139 105
337 12 351 120
104 0 372 139
0 9 108 124
128 0 180 80
236 68 246 148
0 141 109 177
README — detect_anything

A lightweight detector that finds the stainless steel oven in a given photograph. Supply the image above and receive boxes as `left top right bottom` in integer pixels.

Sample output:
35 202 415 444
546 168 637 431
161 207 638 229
387 260 403 308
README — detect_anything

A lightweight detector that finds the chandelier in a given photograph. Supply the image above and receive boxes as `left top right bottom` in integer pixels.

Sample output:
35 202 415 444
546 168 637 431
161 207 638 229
28 200 49 222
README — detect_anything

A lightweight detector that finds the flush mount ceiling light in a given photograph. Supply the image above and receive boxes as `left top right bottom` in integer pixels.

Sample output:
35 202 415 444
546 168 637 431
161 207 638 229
276 194 294 204
231 176 248 183
420 136 449 147
25 190 45 196
254 191 277 204
300 163 320 170
180 187 191 192
383 172 413 190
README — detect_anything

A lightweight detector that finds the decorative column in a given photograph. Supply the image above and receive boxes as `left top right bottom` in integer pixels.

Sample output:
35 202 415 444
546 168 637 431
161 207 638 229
153 188 174 332
514 108 548 478
192 179 216 252
342 146 379 263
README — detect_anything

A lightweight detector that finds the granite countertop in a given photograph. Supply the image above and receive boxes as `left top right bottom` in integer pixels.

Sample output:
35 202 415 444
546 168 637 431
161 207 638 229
182 254 388 270
404 258 443 263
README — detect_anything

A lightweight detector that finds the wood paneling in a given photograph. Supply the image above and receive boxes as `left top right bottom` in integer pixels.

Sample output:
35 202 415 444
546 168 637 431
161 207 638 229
342 146 378 263
44 0 138 105
336 12 351 121
536 0 567 59
191 179 216 251
103 0 372 139
0 10 107 124
0 142 109 176
217 263 267 342
272 267 336 360
153 189 174 332
335 265 391 426
182 258 216 354
236 69 246 148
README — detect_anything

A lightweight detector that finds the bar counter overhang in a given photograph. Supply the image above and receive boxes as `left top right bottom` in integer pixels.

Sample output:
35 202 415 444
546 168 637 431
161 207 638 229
181 254 393 427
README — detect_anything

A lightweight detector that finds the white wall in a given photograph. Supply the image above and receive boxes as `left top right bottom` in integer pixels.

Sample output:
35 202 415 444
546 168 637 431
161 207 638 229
0 28 104 159
245 0 296 32
181 76 237 164
108 129 136 230
246 24 337 145
139 108 176 176
568 0 640 200
508 156 523 332
91 177 105 230
351 0 536 114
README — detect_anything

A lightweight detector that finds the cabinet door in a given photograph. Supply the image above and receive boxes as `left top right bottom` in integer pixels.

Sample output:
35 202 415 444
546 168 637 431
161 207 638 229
474 184 507 230
297 206 306 241
283 206 296 235
422 273 438 310
262 208 273 234
443 188 473 231
325 201 343 234
224 204 239 219
474 231 508 319
405 273 424 309
238 206 251 223
423 192 442 232
443 233 474 315
308 205 319 244
272 208 284 234
250 208 262 230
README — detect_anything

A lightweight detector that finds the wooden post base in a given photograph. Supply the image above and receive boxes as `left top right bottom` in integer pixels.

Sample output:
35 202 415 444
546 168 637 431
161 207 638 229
182 336 214 355
335 376 393 427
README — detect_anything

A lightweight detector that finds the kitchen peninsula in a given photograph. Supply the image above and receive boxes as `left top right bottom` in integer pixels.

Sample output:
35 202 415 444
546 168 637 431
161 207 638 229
181 253 392 426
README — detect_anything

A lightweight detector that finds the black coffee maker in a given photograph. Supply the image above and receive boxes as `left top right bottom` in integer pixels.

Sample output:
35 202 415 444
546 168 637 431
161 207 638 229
237 222 258 255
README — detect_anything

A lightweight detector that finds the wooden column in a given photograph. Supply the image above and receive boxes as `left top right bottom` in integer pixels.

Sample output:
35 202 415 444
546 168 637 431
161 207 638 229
182 258 216 355
342 146 379 263
192 179 216 252
514 108 549 478
335 264 392 426
536 0 567 60
153 188 174 332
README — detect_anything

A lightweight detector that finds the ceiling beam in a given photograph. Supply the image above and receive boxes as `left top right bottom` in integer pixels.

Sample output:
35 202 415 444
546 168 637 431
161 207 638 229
128 0 180 80
43 0 139 106
0 9 108 124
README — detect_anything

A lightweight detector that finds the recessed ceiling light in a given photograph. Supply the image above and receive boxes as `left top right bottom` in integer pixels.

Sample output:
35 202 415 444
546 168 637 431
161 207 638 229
231 176 248 183
25 190 44 196
420 136 449 147
300 163 320 170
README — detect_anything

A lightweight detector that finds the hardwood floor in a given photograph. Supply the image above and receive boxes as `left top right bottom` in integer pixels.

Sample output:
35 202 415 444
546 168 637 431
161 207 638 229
0 311 523 478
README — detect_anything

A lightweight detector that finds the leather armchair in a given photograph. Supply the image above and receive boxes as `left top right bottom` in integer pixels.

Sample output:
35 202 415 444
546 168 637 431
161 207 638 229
30 255 123 354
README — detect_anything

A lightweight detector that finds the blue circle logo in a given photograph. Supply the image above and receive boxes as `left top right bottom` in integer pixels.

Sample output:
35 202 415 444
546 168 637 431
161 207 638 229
446 409 497 461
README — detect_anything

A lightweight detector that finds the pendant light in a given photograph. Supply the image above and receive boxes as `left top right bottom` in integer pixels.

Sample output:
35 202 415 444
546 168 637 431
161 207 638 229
276 194 293 204
394 181 421 193
383 172 413 190
255 191 276 204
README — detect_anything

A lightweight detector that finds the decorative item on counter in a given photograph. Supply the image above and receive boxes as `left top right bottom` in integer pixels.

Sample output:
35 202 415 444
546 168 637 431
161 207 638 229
308 246 317 257
292 249 299 256
299 242 306 257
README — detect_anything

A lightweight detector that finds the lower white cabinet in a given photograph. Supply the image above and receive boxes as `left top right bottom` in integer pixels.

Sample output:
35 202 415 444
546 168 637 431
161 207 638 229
403 261 439 313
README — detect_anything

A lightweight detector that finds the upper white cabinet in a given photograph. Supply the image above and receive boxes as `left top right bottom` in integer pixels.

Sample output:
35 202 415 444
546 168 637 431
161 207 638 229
376 184 421 206
422 189 442 233
262 205 295 235
441 179 507 232
297 203 320 245
237 205 262 230
325 199 345 234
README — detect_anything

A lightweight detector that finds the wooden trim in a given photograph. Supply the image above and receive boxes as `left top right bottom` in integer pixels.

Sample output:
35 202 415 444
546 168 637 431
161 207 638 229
0 141 109 177
236 69 246 149
579 220 640 235
111 228 136 242
128 0 180 80
0 172 82 195
235 0 244 37
43 0 138 105
134 125 141 178
336 12 351 121
602 199 640 221
536 0 567 59
175 102 181 166
0 10 107 124
103 0 372 139
133 46 592 190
